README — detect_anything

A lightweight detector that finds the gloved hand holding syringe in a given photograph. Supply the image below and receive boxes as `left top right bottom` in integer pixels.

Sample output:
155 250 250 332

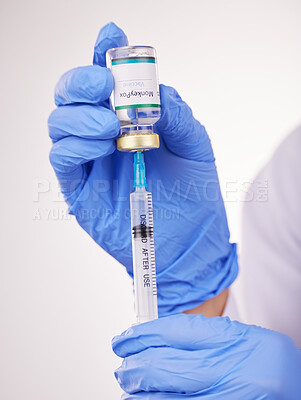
106 45 161 323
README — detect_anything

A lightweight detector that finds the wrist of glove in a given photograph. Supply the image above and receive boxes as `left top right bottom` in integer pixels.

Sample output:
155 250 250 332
156 242 238 316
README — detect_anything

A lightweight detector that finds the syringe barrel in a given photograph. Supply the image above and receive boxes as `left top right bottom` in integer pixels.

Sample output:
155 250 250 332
130 187 158 324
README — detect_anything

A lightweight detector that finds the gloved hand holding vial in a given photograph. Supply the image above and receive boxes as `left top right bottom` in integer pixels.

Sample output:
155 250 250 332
48 22 238 318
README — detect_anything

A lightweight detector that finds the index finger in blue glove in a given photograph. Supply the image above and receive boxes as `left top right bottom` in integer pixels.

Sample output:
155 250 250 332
55 65 113 106
112 314 242 358
155 85 215 163
48 104 120 143
49 135 115 194
115 347 216 395
114 315 301 399
93 22 128 67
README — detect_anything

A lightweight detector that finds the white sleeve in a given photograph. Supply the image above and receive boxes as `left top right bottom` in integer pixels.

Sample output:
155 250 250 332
225 126 301 347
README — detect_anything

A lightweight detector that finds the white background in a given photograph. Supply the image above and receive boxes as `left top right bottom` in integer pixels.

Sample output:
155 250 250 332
0 0 300 399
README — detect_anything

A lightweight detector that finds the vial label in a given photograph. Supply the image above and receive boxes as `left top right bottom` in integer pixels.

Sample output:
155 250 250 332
111 57 160 110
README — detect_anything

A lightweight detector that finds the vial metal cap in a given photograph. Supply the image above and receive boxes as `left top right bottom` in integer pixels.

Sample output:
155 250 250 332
117 131 160 152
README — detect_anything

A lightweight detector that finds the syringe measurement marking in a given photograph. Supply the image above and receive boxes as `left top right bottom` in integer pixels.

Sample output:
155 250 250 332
142 246 151 289
141 238 157 295
147 193 157 296
133 214 156 294
132 196 157 296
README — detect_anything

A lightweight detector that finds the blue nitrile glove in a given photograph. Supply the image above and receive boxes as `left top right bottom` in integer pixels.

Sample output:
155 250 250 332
48 22 238 316
112 314 301 399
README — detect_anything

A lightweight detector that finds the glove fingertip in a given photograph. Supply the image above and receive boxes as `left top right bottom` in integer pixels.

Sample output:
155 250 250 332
160 83 182 100
111 334 121 348
54 65 114 106
112 337 127 357
101 66 114 99
93 22 128 66
114 366 122 384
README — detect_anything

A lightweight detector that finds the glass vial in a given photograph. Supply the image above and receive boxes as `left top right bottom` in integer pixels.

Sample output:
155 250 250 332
106 46 161 152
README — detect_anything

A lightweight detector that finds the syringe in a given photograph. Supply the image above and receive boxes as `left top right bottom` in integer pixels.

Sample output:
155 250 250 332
130 151 158 324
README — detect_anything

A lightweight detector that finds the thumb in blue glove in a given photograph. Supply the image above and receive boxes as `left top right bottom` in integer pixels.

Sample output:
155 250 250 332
48 22 238 316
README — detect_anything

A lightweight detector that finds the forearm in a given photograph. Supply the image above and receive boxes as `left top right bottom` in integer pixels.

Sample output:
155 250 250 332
183 289 228 317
